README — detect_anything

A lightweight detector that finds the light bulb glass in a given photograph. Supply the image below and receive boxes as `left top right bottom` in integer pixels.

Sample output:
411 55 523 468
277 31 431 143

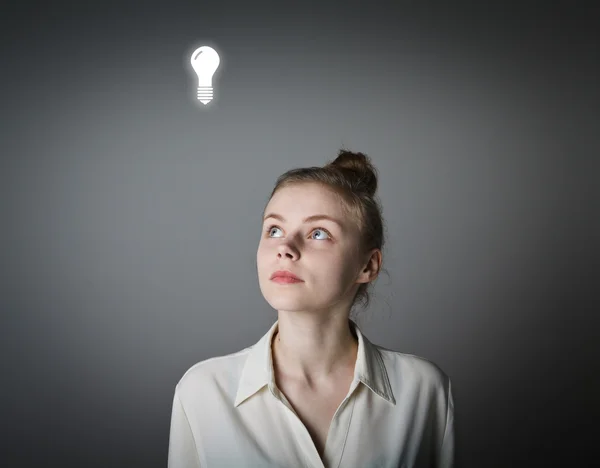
190 46 221 105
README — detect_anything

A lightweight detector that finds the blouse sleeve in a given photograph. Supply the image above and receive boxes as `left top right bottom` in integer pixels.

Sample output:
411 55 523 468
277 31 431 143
168 386 202 468
438 378 455 468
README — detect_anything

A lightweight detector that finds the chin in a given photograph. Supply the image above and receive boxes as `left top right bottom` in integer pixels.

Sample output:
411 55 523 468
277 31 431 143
260 276 309 300
265 293 303 307
263 291 309 312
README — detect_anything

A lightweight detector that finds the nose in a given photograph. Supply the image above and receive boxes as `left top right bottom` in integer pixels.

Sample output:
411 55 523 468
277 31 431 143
277 242 297 260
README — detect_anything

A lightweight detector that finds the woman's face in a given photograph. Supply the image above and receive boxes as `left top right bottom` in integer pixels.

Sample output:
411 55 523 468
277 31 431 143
256 183 366 315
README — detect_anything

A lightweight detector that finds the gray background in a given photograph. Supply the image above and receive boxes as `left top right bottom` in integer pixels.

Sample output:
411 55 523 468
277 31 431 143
2 1 598 467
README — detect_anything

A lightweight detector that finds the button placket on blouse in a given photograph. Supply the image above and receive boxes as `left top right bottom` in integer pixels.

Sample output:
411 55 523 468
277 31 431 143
323 379 361 468
268 385 316 467
322 391 358 468
271 379 361 468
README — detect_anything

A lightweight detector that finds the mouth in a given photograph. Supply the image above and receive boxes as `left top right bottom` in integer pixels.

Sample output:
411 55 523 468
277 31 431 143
270 270 303 283
270 276 304 284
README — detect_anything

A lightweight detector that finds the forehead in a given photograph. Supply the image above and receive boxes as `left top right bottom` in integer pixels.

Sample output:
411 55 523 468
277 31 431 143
266 183 345 215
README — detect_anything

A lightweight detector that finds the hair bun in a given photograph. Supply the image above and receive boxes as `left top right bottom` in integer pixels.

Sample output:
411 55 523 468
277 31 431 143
327 149 378 196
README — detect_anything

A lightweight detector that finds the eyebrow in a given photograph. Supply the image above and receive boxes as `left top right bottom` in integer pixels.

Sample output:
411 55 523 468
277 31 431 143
263 213 344 230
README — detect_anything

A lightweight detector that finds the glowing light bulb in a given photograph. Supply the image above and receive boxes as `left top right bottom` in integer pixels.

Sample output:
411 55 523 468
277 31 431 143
190 46 220 105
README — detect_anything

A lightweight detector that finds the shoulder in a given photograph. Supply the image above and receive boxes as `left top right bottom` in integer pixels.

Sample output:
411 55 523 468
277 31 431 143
375 344 451 394
174 345 253 401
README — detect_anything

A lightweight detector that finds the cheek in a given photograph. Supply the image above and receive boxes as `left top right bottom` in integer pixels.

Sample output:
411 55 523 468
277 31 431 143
335 256 360 282
256 246 273 273
256 249 266 268
316 255 353 279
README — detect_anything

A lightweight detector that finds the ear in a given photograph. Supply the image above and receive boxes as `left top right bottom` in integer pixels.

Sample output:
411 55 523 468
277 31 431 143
357 249 382 284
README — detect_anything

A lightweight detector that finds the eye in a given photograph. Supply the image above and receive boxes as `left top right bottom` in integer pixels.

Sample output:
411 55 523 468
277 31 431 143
265 225 331 240
266 225 282 238
310 228 331 240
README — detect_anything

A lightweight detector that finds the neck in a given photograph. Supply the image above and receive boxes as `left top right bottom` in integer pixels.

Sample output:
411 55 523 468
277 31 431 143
271 313 359 386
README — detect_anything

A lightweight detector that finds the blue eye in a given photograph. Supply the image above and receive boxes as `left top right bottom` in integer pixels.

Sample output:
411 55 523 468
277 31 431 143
266 226 281 237
310 228 330 240
265 225 331 240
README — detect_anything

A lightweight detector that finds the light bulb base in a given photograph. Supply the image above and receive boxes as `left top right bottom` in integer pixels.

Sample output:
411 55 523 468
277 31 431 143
197 86 214 105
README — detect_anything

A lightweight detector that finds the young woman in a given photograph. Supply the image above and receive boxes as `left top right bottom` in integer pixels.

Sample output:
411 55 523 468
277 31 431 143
168 149 454 468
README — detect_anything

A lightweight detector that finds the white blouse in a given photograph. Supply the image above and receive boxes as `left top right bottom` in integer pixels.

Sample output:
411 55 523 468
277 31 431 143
168 319 454 468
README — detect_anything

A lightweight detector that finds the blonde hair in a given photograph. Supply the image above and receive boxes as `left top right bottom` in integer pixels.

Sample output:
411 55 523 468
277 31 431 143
264 147 389 319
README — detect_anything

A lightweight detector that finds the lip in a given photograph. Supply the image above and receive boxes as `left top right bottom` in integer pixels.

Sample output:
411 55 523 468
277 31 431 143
271 277 303 284
270 270 303 281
